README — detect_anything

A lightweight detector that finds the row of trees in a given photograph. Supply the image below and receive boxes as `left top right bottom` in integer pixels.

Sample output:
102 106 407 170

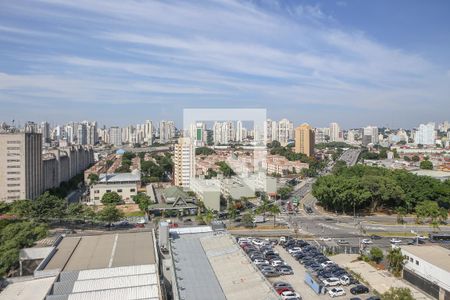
140 152 173 183
312 165 450 217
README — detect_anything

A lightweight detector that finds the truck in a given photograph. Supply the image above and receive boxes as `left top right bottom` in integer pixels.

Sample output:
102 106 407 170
253 215 266 223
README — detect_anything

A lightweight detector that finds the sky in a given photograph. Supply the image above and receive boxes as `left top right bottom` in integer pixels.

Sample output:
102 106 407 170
0 0 449 129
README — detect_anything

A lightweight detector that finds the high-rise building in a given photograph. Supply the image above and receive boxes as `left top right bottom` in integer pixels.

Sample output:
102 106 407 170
329 122 341 142
86 121 98 145
77 123 88 145
159 120 175 143
109 126 122 147
314 127 329 144
174 137 195 188
346 130 355 143
363 126 379 145
40 121 50 144
144 120 153 145
278 119 293 146
414 122 436 145
294 124 315 157
190 122 207 146
236 120 243 142
0 132 43 202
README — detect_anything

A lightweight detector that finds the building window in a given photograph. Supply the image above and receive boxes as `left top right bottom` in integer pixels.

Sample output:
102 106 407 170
130 188 136 192
7 190 21 193
106 190 111 193
7 147 20 150
409 257 413 262
7 184 20 187
7 171 20 174
94 190 99 194
415 260 419 265
7 140 21 144
7 165 20 168
117 189 122 192
94 197 99 200
7 178 20 181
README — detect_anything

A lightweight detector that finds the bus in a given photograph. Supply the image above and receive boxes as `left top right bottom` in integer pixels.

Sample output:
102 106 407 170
429 233 450 243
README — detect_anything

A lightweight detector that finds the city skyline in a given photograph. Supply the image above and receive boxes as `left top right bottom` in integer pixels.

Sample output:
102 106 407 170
1 0 450 128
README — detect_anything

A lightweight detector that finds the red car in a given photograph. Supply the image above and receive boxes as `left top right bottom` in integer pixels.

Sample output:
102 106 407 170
276 287 294 295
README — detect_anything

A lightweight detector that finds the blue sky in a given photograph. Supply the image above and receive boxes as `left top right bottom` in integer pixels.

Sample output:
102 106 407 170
0 0 449 129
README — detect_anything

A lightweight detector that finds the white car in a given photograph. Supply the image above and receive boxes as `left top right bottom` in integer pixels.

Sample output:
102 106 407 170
321 261 334 268
280 236 287 243
271 260 286 267
254 259 269 265
288 247 302 254
340 275 350 285
390 238 402 244
320 237 332 241
281 291 301 299
323 277 340 287
252 239 265 246
361 239 373 244
328 287 346 298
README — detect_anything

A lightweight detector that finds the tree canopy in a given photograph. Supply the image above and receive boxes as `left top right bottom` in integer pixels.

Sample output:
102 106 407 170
101 192 122 206
312 165 450 214
420 160 433 170
382 287 414 300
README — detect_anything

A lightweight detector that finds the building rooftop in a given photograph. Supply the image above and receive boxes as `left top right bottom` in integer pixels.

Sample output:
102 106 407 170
0 276 56 300
43 232 155 272
171 230 279 300
402 245 450 273
98 172 140 183
411 170 450 181
45 265 159 300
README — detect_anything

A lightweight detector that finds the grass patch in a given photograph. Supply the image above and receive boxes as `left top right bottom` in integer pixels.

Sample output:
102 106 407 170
124 211 145 217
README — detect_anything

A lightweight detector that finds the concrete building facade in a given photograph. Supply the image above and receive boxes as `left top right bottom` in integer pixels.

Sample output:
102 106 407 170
294 123 315 157
174 137 195 188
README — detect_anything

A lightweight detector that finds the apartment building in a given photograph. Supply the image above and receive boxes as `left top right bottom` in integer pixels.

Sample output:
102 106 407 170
174 137 195 188
294 123 315 157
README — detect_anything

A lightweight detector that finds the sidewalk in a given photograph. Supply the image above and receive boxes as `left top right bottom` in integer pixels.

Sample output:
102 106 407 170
331 254 432 300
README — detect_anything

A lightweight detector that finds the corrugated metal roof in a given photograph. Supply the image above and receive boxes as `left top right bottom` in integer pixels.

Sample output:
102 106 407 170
72 273 157 293
76 264 155 281
66 285 159 300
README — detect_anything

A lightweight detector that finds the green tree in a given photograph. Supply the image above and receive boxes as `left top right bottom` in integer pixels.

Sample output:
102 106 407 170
87 173 99 185
101 192 122 206
369 247 384 264
10 199 33 218
269 204 281 227
97 205 124 227
32 192 67 222
203 209 215 224
277 186 293 200
132 193 152 218
256 199 271 217
241 212 254 228
382 287 414 300
396 207 407 224
228 206 238 220
420 160 433 170
403 156 410 162
66 203 85 221
411 155 420 162
386 248 405 277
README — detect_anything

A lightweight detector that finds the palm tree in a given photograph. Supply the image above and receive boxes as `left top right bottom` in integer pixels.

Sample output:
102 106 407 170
257 199 271 218
203 208 215 224
386 248 406 277
228 206 238 220
269 204 281 227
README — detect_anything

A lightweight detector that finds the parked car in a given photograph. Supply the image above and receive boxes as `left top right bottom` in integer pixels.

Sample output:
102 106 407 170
366 297 381 300
277 266 294 275
337 239 349 244
328 287 346 298
273 281 292 289
350 285 369 295
361 239 373 244
370 235 382 240
280 291 301 299
340 275 350 285
276 287 294 295
262 270 280 277
323 277 341 287
390 238 402 244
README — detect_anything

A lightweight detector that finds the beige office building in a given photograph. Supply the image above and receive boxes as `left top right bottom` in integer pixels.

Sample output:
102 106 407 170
294 123 315 157
0 132 43 202
174 137 195 188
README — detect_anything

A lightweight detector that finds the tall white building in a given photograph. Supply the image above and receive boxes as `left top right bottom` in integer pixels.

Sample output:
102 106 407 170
144 120 153 145
86 121 98 145
236 120 243 143
315 127 330 144
77 123 87 145
363 126 379 144
414 122 436 145
347 130 355 143
329 122 341 142
190 122 207 146
264 119 279 143
278 119 293 146
40 122 50 144
174 137 195 188
159 120 175 143
109 126 122 147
